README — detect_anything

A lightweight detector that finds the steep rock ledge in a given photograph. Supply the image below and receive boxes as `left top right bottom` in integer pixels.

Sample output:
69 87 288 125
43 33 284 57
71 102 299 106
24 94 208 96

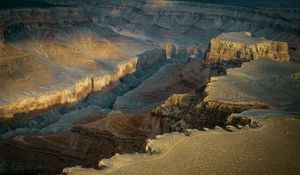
206 32 290 64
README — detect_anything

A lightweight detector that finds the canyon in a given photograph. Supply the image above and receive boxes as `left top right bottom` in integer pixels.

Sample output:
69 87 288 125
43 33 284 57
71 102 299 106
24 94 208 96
0 0 299 174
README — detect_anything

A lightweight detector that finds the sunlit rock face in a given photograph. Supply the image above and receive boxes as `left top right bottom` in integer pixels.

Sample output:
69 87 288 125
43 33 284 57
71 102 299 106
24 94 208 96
206 32 290 64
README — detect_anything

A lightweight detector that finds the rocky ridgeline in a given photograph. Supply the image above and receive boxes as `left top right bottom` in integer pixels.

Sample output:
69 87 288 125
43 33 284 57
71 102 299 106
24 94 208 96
206 32 290 64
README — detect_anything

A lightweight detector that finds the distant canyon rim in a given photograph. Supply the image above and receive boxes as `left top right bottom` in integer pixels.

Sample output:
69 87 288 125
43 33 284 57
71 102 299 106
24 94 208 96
0 0 300 174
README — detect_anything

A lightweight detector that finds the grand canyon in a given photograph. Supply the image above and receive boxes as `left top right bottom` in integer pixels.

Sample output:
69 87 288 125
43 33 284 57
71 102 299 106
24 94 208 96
0 0 299 174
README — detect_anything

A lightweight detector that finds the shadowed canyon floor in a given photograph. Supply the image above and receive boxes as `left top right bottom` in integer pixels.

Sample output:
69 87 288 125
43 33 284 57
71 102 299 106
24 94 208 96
0 0 300 174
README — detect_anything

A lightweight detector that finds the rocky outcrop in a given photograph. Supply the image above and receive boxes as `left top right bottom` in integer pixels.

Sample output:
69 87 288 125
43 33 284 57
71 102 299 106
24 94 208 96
152 94 195 119
206 32 290 64
292 71 300 80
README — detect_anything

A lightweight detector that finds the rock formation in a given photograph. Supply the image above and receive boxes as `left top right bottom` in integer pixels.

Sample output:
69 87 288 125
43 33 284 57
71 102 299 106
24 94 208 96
206 32 290 64
292 71 300 80
152 94 195 119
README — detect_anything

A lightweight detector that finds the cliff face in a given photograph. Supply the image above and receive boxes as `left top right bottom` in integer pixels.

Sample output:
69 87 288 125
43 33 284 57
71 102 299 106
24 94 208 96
206 32 290 64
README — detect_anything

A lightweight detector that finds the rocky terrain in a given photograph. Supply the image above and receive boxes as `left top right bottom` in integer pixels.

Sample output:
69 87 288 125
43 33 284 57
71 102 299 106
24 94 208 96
0 0 299 174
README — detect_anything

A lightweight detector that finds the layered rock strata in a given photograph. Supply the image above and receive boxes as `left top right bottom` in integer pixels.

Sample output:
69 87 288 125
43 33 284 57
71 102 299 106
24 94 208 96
206 32 290 64
0 113 170 174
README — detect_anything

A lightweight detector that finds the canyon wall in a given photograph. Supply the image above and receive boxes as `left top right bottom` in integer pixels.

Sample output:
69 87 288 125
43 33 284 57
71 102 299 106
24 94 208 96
0 49 166 119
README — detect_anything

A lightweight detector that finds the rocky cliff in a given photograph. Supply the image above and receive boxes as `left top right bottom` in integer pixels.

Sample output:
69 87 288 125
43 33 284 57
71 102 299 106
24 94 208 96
206 32 290 64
